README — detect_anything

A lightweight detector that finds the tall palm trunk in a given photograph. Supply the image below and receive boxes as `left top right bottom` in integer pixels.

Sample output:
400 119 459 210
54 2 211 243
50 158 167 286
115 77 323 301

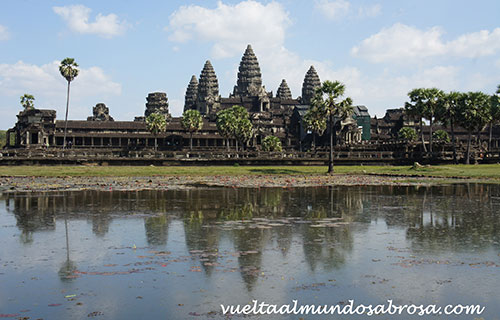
63 81 70 149
420 117 427 153
429 116 433 154
328 113 334 174
466 131 472 165
189 132 193 151
451 119 457 163
226 138 230 152
488 122 493 151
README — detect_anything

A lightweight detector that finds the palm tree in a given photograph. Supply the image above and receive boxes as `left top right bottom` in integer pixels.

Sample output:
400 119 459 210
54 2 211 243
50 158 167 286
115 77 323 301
20 94 35 110
436 92 461 163
457 92 490 164
146 112 167 151
405 88 444 154
312 80 353 174
488 85 500 151
181 109 203 150
303 106 327 151
59 58 79 149
216 109 236 151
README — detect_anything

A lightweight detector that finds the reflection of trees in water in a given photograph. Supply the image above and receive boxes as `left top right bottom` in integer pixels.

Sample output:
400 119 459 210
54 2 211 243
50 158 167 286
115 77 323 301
5 184 500 289
144 215 170 246
405 184 500 252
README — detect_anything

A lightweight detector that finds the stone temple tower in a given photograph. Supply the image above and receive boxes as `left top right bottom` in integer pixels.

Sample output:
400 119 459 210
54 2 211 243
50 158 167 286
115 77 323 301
184 75 198 113
196 60 220 115
301 66 321 105
276 79 292 100
145 92 170 118
233 44 265 97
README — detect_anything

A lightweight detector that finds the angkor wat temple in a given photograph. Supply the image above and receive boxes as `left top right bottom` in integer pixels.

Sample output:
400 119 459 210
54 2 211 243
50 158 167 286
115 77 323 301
4 45 368 151
4 44 500 161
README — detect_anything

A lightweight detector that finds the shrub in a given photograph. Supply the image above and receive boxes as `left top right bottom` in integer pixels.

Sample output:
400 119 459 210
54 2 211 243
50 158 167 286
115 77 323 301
261 136 282 152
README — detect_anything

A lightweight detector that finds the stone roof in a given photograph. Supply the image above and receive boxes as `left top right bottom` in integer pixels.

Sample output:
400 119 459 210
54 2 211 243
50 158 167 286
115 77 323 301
276 79 292 100
233 44 263 97
198 60 219 100
301 66 321 105
184 75 198 112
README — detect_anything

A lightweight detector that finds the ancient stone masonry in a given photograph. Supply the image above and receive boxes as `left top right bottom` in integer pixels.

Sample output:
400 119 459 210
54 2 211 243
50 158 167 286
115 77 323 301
232 45 265 97
301 66 321 105
276 79 292 100
145 92 170 119
196 60 220 115
184 75 198 113
87 103 114 121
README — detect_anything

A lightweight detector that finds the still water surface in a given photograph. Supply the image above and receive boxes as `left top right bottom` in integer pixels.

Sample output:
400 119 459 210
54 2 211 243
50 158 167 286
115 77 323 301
0 185 499 319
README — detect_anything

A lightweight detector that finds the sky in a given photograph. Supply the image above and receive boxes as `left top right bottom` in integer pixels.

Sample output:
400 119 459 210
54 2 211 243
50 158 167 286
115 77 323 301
1 0 499 129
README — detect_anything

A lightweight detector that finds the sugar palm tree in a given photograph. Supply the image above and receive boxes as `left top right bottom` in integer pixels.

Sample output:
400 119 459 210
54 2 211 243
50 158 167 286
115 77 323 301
181 109 203 150
488 85 500 151
303 106 327 151
59 58 79 149
312 80 353 174
146 112 167 151
457 92 490 164
436 91 461 163
20 94 35 110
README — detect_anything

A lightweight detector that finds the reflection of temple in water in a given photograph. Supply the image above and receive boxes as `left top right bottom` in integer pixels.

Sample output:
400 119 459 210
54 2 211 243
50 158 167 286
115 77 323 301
2 184 499 291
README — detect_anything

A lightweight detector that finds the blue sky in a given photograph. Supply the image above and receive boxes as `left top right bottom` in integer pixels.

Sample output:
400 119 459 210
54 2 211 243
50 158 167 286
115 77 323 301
1 0 499 129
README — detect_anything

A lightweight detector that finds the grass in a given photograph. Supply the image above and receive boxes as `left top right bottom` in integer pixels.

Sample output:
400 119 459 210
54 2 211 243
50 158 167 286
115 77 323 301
0 164 499 179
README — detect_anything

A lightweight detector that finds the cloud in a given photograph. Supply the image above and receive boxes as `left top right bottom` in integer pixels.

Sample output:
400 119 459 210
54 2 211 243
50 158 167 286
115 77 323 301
167 0 290 58
352 23 500 63
314 0 350 21
0 60 121 121
53 5 128 38
357 4 381 18
0 24 9 41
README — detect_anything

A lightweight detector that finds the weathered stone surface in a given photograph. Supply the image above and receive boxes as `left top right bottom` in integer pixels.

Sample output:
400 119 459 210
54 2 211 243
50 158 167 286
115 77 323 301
233 44 264 97
87 103 114 121
184 75 198 112
301 66 321 105
145 92 170 118
197 60 220 114
276 79 292 100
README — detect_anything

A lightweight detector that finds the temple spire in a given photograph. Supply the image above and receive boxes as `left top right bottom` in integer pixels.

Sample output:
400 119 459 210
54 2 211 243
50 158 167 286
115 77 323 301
301 66 321 105
184 75 198 112
276 79 292 100
196 60 220 115
233 44 263 97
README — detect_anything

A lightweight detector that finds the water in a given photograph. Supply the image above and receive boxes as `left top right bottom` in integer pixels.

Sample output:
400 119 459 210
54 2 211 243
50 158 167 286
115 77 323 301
0 185 499 319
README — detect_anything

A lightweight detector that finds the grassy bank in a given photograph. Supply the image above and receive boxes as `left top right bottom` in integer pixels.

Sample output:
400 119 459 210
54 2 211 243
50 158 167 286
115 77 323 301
0 164 499 179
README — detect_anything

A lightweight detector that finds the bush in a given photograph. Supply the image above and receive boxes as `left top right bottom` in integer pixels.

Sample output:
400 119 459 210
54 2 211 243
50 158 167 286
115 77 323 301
432 129 450 143
261 136 282 152
398 127 417 141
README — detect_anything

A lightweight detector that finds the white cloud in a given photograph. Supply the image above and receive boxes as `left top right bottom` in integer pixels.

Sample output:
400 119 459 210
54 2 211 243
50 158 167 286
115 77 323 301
53 5 128 38
357 4 381 18
0 60 121 121
352 23 500 63
167 1 290 58
0 24 9 40
314 0 350 21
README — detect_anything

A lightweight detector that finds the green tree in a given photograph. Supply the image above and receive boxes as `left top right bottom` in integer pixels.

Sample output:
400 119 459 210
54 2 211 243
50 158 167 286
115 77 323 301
312 80 353 174
216 108 236 151
405 88 445 154
488 85 500 151
181 109 203 150
398 127 417 142
432 129 450 143
59 58 79 149
146 112 167 151
216 105 253 152
457 92 490 164
261 136 282 152
303 106 327 150
436 91 461 163
20 94 35 110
